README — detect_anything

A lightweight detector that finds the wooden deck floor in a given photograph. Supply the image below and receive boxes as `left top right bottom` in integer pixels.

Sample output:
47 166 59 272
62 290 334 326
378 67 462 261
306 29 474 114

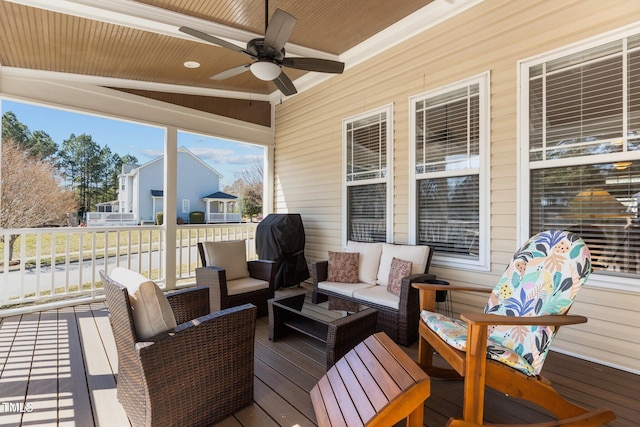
0 289 638 426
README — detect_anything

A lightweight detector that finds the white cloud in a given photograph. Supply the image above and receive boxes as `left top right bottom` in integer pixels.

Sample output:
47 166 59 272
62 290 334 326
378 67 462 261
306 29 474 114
138 148 163 159
188 147 260 167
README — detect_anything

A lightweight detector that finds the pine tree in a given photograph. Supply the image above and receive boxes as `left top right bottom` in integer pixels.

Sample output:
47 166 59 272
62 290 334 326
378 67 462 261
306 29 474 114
58 133 103 215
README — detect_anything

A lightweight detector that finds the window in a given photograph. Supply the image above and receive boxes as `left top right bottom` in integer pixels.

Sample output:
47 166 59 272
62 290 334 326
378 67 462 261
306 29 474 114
182 199 190 214
343 105 393 243
520 28 640 287
410 73 490 269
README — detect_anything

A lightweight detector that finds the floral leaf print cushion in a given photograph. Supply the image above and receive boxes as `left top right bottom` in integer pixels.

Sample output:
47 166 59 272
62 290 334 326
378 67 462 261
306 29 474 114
421 230 591 376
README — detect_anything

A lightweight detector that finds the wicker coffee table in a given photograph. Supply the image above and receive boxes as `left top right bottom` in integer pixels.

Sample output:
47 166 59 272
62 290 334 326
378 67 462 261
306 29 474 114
268 292 378 367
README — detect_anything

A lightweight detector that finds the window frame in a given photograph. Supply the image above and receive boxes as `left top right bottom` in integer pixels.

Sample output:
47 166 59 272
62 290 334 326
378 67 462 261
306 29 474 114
518 23 640 292
342 104 394 245
409 72 491 271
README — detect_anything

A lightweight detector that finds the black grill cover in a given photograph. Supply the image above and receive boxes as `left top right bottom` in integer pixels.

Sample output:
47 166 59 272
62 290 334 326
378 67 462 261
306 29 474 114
256 214 310 288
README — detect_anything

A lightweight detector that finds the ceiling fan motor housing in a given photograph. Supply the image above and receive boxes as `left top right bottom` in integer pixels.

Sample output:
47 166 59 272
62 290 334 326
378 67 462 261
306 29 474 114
247 38 285 61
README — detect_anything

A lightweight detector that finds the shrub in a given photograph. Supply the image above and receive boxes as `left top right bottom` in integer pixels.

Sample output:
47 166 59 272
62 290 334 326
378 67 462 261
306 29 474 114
155 211 163 225
189 211 205 224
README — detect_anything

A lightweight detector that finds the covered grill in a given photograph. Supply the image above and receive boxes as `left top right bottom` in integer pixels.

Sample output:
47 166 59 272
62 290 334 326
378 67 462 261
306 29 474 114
256 214 310 288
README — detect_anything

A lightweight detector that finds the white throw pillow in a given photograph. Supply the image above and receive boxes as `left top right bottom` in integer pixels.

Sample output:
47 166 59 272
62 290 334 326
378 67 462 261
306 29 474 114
201 240 250 280
109 267 177 340
346 241 383 285
377 244 430 287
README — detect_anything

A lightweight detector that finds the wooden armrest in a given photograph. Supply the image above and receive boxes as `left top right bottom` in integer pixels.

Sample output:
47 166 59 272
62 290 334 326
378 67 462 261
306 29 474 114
414 281 492 311
461 312 588 327
404 273 436 283
413 282 492 293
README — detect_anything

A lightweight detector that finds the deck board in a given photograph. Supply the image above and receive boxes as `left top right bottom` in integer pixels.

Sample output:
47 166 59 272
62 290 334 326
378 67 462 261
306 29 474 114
0 313 38 426
0 289 637 427
57 306 94 426
22 311 59 426
73 304 129 426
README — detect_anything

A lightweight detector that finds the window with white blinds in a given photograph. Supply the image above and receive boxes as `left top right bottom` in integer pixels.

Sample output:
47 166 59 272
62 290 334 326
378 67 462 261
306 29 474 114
343 105 392 243
410 73 489 268
523 30 640 280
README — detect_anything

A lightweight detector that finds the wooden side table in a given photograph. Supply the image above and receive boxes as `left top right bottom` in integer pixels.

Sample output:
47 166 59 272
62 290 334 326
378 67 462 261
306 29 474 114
310 332 430 427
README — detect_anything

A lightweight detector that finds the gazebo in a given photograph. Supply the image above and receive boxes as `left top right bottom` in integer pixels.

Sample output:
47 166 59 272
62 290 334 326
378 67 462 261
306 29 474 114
203 191 242 223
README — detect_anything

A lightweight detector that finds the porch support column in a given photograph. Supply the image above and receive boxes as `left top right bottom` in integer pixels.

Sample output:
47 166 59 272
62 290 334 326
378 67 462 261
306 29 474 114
163 127 178 290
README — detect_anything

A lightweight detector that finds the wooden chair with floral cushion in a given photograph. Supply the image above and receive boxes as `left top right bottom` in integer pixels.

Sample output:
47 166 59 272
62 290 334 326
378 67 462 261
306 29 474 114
413 230 616 426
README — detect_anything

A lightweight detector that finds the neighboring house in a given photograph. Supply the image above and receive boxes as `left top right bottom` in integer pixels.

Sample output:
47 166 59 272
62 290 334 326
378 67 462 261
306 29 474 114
91 146 240 225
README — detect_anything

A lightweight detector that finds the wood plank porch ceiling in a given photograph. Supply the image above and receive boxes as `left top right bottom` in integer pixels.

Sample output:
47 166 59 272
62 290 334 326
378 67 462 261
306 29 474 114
0 0 435 125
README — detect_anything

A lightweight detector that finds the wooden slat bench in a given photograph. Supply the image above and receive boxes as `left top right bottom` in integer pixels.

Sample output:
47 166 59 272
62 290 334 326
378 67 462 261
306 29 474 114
310 332 430 427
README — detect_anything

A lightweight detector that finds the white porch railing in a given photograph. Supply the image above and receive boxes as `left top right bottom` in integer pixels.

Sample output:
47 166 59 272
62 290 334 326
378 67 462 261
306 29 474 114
86 212 139 226
206 213 242 223
0 223 258 315
174 223 258 282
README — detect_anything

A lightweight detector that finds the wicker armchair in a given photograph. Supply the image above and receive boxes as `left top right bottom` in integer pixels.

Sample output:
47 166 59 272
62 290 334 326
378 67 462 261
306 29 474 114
196 240 276 317
101 270 257 427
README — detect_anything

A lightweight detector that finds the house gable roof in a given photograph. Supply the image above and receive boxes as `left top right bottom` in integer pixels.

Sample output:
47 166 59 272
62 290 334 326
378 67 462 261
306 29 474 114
123 146 224 178
151 190 239 199
203 191 238 200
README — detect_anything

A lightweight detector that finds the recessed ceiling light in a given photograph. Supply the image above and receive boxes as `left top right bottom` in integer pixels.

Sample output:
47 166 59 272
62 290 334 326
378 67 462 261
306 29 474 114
183 61 200 69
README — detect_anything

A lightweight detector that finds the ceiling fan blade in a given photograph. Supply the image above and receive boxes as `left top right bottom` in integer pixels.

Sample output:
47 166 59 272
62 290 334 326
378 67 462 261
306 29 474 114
179 26 254 58
273 72 297 96
280 57 345 74
264 9 297 55
210 64 251 80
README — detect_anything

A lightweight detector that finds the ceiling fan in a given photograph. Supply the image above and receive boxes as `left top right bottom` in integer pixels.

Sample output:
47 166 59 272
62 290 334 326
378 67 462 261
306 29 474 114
178 1 345 96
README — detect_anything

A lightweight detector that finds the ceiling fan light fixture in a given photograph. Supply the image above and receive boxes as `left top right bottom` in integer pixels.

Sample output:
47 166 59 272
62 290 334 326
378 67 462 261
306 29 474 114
250 61 281 81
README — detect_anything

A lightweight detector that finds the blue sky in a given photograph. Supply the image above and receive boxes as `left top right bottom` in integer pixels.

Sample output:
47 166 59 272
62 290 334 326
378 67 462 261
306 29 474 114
1 99 264 187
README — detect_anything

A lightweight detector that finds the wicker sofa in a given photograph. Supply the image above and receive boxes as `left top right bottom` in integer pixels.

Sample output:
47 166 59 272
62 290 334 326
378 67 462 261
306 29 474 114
101 268 256 427
312 241 435 346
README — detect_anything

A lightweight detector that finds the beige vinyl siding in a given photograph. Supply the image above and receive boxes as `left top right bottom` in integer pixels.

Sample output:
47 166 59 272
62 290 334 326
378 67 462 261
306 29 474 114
273 0 640 372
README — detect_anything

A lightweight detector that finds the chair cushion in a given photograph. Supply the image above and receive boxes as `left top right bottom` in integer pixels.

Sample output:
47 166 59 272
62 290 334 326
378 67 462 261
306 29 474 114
386 257 412 296
377 244 430 287
421 310 536 376
201 240 250 281
345 241 383 285
227 277 270 296
327 251 360 283
419 230 591 377
318 281 374 298
109 267 177 340
483 230 591 375
353 285 400 310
